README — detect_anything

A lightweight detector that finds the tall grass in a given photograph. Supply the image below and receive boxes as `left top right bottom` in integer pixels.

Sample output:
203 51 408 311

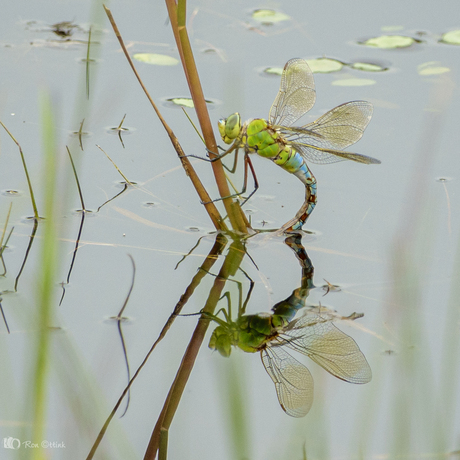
25 92 60 460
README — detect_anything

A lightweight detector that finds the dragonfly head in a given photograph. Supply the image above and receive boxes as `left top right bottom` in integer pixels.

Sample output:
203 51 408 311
218 113 241 144
209 325 233 357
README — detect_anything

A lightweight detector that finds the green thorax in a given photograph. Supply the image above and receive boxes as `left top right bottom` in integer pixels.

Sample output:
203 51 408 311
245 119 281 158
218 113 288 159
209 312 289 357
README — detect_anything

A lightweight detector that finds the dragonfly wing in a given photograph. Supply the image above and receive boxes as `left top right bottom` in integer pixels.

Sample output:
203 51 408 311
291 143 380 165
269 59 316 128
283 311 372 384
261 346 313 417
279 101 379 165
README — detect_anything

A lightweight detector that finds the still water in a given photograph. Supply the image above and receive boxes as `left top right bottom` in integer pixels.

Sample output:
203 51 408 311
0 0 459 458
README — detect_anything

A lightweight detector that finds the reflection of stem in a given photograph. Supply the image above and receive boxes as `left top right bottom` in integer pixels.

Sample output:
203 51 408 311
65 212 85 287
60 147 88 305
116 255 136 417
96 183 128 212
86 234 228 460
0 203 14 278
0 298 9 333
14 219 39 291
144 238 246 460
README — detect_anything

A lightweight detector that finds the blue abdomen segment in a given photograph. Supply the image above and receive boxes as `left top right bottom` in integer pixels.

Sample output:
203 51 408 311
272 148 318 231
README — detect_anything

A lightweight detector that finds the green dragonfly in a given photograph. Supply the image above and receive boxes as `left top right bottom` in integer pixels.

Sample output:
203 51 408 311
208 236 372 417
216 58 380 231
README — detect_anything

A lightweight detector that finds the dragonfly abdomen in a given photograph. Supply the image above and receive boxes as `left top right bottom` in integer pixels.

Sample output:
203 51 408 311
272 147 318 232
273 145 304 173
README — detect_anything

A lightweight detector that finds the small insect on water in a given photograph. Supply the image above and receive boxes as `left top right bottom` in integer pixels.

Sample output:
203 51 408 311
215 58 380 232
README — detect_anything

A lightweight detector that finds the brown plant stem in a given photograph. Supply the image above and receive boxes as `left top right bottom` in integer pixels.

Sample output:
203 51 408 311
165 0 249 234
144 239 246 460
86 234 228 460
103 5 228 232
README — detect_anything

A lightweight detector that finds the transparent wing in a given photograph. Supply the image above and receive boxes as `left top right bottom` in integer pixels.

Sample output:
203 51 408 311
278 101 379 165
292 143 380 165
281 311 372 384
261 346 314 418
269 59 316 128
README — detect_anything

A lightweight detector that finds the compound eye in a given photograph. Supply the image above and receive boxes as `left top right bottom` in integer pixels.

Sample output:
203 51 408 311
225 113 241 139
218 118 226 138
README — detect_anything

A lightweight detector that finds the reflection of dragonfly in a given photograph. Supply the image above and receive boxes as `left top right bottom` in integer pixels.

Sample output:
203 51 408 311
208 236 371 417
210 301 372 417
216 58 380 231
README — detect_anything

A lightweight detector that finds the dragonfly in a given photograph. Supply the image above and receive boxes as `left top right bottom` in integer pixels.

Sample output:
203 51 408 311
216 58 380 231
208 274 372 417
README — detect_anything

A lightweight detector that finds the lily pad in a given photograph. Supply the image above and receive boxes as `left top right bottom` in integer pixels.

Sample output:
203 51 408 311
165 98 215 108
263 66 283 76
418 62 451 75
351 62 388 72
381 25 404 32
167 98 195 108
264 58 344 75
332 78 376 87
359 35 418 49
133 53 179 66
440 30 460 45
252 9 290 24
306 58 344 73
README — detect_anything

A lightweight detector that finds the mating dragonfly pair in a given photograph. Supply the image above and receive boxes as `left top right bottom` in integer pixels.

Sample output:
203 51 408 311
214 58 380 231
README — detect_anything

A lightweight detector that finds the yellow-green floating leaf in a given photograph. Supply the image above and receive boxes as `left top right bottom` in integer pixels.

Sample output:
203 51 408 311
332 78 376 87
168 98 195 108
252 9 290 24
418 62 451 75
166 98 214 108
381 25 404 32
351 62 388 72
419 67 450 75
264 66 283 76
360 35 417 49
306 58 344 73
440 30 460 45
133 53 179 66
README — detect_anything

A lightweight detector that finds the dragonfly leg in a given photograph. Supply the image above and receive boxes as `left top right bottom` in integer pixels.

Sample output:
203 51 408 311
185 143 237 164
239 154 259 206
279 164 317 232
239 268 255 316
201 152 259 205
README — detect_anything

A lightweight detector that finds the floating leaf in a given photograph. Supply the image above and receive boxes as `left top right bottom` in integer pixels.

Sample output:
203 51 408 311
132 53 179 66
165 98 215 108
306 58 344 73
418 62 450 75
381 25 404 32
332 78 376 87
263 66 283 76
265 58 343 76
360 35 418 49
351 62 388 72
168 98 195 108
252 9 290 24
419 67 450 76
440 30 460 45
